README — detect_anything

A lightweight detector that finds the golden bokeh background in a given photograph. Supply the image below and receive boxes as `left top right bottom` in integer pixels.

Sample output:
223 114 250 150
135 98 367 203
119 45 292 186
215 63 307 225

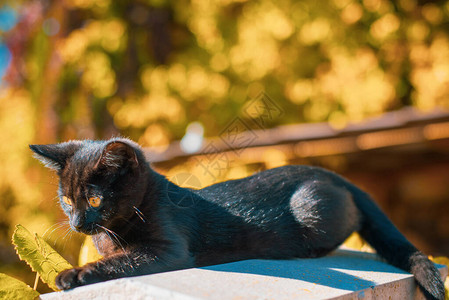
0 0 449 293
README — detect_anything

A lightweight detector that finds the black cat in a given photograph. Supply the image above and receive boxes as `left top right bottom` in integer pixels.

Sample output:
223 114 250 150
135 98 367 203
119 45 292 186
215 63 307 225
30 138 445 299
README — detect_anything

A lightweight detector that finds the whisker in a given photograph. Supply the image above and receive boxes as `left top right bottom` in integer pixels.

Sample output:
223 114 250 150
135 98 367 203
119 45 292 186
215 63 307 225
104 230 128 261
97 225 130 261
61 228 75 251
43 221 69 239
42 222 63 238
96 225 128 247
94 228 101 268
133 206 147 223
63 228 73 240
53 226 71 246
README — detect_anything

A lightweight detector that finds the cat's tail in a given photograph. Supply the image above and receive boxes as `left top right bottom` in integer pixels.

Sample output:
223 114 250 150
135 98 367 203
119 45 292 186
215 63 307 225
348 185 445 300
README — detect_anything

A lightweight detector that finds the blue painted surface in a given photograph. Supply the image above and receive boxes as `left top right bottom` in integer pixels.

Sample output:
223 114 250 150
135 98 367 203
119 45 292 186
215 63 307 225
203 249 405 292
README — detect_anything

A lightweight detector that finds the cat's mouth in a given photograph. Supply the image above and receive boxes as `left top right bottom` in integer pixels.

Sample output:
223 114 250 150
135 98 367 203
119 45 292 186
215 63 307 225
71 222 98 235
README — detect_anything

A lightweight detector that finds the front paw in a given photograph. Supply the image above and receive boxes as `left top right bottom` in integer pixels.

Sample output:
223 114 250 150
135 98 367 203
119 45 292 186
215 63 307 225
56 267 101 290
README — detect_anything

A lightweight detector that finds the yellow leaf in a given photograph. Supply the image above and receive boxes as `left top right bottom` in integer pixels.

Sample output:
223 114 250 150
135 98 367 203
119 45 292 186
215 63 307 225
342 232 375 253
12 224 73 291
0 273 40 300
431 256 449 267
79 235 103 266
343 232 365 250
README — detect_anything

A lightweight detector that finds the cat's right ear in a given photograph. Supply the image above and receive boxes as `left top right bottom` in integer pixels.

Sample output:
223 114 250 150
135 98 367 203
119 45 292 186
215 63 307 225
29 142 80 171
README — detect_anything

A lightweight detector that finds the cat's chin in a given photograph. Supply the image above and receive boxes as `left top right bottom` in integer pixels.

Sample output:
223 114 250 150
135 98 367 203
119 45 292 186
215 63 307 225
79 230 96 235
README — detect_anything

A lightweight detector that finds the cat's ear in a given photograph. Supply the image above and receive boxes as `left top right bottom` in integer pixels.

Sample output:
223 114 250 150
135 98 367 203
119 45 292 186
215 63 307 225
29 142 80 171
96 140 139 171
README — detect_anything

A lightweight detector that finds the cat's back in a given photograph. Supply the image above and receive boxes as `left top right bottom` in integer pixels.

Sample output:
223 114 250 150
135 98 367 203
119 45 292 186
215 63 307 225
194 165 337 208
189 165 348 260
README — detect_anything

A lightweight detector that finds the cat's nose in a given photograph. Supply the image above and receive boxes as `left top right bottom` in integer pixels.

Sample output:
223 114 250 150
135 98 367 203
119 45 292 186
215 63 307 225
71 213 84 231
71 220 84 231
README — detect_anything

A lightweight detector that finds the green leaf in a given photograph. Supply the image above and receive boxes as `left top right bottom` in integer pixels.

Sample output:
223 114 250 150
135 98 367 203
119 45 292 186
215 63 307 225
0 273 40 300
12 224 73 291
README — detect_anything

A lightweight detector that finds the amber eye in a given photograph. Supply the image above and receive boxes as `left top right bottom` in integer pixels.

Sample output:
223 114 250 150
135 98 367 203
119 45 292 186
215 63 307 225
62 196 72 206
88 196 102 208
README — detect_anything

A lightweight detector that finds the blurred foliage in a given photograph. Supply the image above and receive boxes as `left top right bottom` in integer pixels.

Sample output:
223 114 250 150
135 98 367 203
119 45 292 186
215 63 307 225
0 0 449 292
0 273 40 300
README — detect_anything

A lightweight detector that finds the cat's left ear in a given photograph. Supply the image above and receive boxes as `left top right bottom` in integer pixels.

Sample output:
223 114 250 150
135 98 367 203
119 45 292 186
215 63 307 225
96 140 139 171
29 142 80 171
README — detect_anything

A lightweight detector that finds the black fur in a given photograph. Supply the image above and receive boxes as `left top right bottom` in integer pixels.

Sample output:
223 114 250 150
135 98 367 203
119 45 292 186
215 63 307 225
30 138 445 299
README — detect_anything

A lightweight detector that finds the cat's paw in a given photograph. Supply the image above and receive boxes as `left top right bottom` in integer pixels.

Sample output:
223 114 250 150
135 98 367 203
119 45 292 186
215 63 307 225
55 267 100 290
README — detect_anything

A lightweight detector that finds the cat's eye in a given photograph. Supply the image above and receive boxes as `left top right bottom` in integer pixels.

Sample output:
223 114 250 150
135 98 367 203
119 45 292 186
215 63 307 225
62 196 72 206
88 196 102 208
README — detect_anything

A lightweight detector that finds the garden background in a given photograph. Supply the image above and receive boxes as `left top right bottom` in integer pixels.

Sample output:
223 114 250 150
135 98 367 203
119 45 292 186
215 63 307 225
0 0 449 294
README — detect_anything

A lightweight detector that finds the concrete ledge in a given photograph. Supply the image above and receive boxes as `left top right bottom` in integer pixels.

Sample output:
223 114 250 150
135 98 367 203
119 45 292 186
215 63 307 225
40 249 447 300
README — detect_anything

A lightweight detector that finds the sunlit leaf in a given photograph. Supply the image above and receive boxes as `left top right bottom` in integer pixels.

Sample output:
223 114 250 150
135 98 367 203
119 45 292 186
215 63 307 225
342 232 374 253
12 224 73 291
79 235 103 266
0 273 40 300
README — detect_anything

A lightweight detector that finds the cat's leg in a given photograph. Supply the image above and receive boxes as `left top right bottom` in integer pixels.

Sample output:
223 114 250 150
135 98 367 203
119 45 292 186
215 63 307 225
55 247 194 290
289 180 361 256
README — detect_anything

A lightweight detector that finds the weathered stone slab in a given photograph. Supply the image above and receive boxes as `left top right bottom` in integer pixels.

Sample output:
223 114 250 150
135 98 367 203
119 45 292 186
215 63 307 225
40 249 447 300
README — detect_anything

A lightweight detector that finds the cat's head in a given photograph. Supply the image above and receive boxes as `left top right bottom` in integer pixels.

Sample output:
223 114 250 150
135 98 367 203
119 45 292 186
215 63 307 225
30 138 148 235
